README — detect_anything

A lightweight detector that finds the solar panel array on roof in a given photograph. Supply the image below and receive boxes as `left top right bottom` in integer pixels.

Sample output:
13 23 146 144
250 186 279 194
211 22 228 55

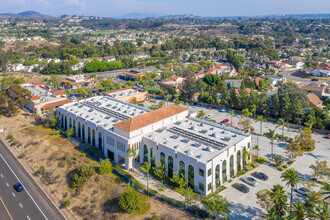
80 100 130 121
167 126 227 150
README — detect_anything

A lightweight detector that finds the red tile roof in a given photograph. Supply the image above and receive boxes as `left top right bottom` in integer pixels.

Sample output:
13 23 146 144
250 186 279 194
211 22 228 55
317 63 330 70
307 93 322 107
114 105 188 132
41 99 73 109
54 90 65 96
301 85 324 93
30 95 40 101
34 82 44 86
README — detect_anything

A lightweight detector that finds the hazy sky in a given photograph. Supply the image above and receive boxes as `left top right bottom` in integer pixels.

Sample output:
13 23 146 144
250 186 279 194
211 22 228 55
0 0 329 17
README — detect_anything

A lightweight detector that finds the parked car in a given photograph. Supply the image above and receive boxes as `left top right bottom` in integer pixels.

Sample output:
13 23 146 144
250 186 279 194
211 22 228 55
252 172 268 181
233 183 250 193
326 134 330 139
219 108 226 112
241 176 258 187
13 183 24 192
294 187 309 196
311 79 319 81
221 119 229 124
207 114 214 119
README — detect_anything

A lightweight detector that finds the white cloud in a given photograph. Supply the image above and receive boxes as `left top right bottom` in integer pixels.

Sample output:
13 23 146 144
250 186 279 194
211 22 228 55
65 0 86 11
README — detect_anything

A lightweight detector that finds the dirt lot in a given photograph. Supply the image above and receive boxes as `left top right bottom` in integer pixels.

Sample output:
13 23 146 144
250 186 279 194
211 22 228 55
0 72 68 84
2 40 60 53
0 110 198 220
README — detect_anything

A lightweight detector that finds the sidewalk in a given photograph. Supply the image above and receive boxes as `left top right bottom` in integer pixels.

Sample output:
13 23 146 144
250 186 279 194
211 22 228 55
127 167 184 201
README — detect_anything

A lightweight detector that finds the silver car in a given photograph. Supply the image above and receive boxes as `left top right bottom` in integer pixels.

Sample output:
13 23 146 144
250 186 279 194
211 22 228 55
242 176 258 187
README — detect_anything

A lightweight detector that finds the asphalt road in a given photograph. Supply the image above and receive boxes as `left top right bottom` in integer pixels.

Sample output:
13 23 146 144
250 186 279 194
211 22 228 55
278 69 312 83
0 139 64 220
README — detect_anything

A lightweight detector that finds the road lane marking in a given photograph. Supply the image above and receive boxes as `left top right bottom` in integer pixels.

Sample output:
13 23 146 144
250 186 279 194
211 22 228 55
1 174 3 178
0 196 13 220
27 216 31 220
6 183 9 187
12 193 15 197
0 153 48 220
19 203 23 208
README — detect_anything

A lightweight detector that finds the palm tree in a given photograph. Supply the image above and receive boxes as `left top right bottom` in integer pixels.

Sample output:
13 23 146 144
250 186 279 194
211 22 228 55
270 184 288 218
264 128 277 160
251 104 257 119
242 148 251 169
307 200 329 220
126 148 138 172
277 118 285 140
281 168 304 204
229 110 235 126
165 94 170 106
253 145 260 160
141 162 151 197
242 108 253 118
256 115 267 147
292 201 306 220
321 182 330 200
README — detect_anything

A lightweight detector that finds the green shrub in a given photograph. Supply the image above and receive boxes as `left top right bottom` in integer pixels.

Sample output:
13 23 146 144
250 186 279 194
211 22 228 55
37 166 46 176
99 159 113 175
287 160 294 165
158 184 165 192
12 140 20 146
144 188 158 197
277 167 284 172
186 205 209 218
256 158 266 164
19 152 26 158
245 165 253 171
249 162 257 168
7 134 14 140
150 214 161 220
66 128 75 137
159 195 185 208
62 199 71 208
282 165 288 169
237 170 246 176
119 190 139 213
69 164 95 188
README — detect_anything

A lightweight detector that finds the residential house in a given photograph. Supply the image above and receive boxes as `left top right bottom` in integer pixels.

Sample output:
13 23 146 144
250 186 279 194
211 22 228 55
301 85 324 98
307 93 323 108
61 75 96 89
312 63 330 77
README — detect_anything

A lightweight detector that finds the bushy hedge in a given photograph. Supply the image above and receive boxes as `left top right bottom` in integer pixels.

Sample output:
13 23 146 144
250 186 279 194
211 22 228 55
159 195 185 209
69 164 95 188
256 158 267 164
186 205 209 218
119 190 139 213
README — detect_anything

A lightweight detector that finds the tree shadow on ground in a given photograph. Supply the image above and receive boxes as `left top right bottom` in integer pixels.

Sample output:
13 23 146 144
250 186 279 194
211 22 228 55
305 152 327 160
227 202 264 220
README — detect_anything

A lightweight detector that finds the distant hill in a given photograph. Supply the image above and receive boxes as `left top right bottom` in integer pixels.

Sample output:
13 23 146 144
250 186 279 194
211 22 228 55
115 12 161 19
0 11 51 18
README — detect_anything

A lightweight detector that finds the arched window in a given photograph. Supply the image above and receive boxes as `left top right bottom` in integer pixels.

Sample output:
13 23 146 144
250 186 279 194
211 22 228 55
215 165 220 188
64 115 67 130
160 152 165 166
243 147 247 168
61 114 64 128
69 118 72 129
222 160 227 183
188 165 194 189
150 147 155 167
73 119 76 136
237 150 241 171
230 155 234 177
78 122 81 138
92 129 95 147
168 156 173 178
143 145 148 162
179 161 185 177
98 132 102 150
82 124 85 141
88 127 91 144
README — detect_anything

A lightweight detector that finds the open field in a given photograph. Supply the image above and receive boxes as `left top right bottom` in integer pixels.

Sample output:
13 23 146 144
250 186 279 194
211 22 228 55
0 110 198 220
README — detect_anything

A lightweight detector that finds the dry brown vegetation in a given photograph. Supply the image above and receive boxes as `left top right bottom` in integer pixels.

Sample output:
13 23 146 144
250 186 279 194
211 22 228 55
0 110 198 220
2 40 60 53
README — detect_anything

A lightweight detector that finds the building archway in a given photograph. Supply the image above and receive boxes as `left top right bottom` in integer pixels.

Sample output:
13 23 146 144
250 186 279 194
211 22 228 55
230 155 234 177
98 132 102 150
73 119 76 136
179 161 185 177
64 115 67 130
222 160 227 183
78 122 81 138
237 150 241 171
61 114 64 128
188 165 194 189
216 164 220 188
168 156 173 178
143 145 148 162
92 129 95 147
69 118 72 129
88 127 91 144
160 152 165 165
150 147 155 167
82 124 85 141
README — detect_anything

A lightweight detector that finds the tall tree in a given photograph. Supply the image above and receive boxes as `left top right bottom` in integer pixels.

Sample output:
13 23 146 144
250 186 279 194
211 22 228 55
141 162 151 197
264 129 278 159
272 93 280 117
269 184 288 218
256 115 267 146
280 92 292 121
126 147 138 172
307 200 329 220
277 118 286 139
281 168 304 204
204 194 231 219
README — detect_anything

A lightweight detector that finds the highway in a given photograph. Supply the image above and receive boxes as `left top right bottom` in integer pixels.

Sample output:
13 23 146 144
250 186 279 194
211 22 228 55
0 139 64 220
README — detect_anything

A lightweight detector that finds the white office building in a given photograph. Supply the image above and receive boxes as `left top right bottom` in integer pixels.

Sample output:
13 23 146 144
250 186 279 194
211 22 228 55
58 95 251 195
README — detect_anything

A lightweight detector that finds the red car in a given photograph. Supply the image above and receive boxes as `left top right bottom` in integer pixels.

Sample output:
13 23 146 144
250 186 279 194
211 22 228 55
326 134 330 139
221 119 229 124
